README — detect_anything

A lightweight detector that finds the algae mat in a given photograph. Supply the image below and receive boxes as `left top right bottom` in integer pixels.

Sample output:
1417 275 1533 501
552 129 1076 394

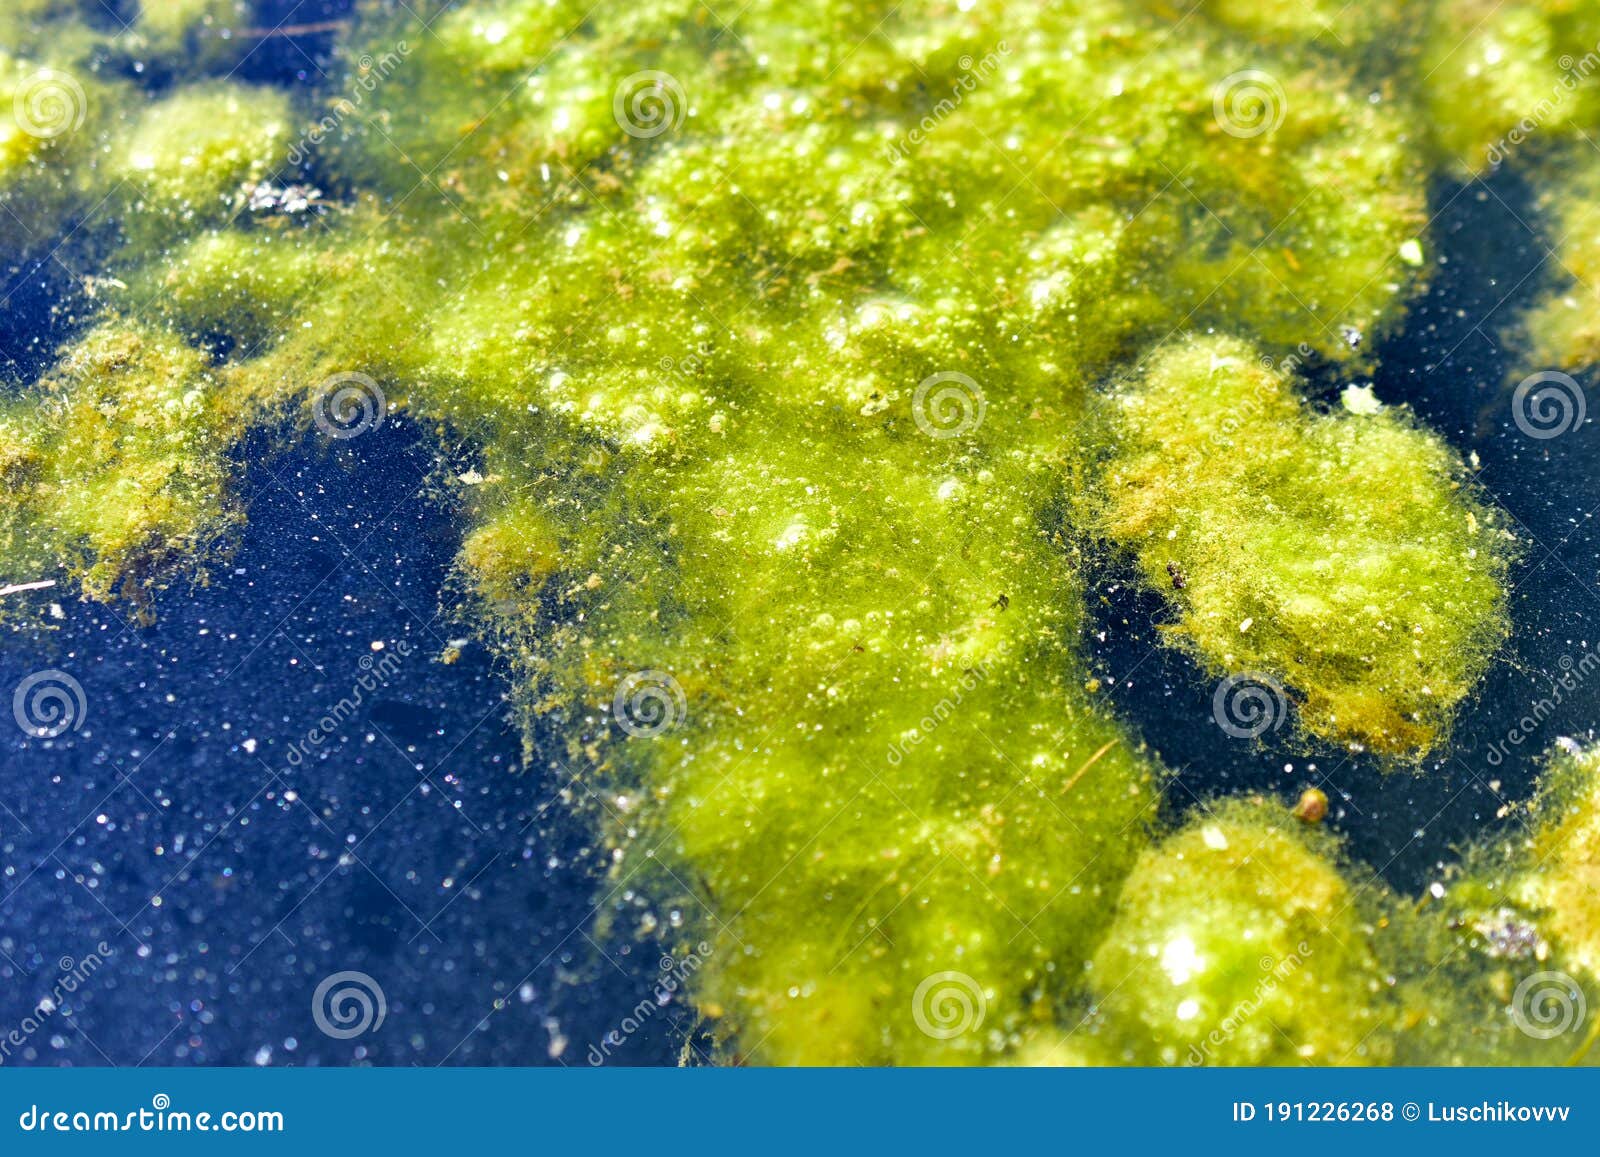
2 0 1600 1066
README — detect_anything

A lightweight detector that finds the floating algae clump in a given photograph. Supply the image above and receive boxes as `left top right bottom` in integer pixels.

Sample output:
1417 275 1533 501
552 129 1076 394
109 82 295 250
0 0 1573 1065
0 45 125 260
1368 740 1600 1064
1094 335 1513 755
1510 744 1600 979
1514 153 1600 375
1418 0 1600 173
1449 742 1600 986
1086 801 1392 1065
0 321 241 604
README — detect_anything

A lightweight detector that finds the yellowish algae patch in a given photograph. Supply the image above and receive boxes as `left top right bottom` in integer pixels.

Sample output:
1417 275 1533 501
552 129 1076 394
1084 800 1392 1065
1093 335 1513 756
0 0 1573 1065
110 82 294 250
1419 0 1600 174
1515 154 1600 374
0 322 243 606
1513 746 1600 979
1375 741 1600 1064
0 47 123 258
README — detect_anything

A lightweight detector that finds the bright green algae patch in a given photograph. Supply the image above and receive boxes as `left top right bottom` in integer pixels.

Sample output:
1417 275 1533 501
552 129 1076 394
0 0 1590 1065
1085 800 1392 1066
1092 335 1513 756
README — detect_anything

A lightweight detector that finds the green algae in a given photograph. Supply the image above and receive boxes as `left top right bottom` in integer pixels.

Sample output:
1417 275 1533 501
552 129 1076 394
0 321 242 607
1 0 1598 1067
1370 740 1600 1065
1451 742 1600 985
110 82 296 251
1084 799 1393 1066
1420 0 1600 174
1513 153 1600 374
1091 334 1514 756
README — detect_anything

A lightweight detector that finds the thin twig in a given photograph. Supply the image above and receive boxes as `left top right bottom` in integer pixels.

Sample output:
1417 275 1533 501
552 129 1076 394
0 580 55 598
229 21 351 40
1062 739 1117 795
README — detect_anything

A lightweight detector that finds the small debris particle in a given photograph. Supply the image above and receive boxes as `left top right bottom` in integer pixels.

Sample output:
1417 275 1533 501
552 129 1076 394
1341 384 1382 415
1292 787 1328 824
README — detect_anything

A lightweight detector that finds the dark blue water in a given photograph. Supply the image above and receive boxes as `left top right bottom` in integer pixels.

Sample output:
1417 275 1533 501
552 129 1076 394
0 426 691 1066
